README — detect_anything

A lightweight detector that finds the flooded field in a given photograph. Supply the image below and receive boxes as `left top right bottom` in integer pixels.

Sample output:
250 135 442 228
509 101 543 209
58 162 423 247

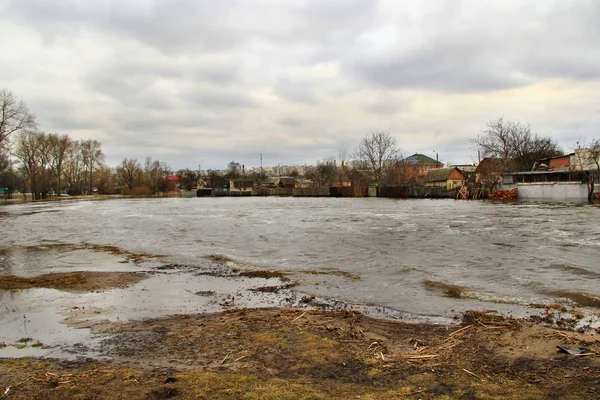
1 197 599 358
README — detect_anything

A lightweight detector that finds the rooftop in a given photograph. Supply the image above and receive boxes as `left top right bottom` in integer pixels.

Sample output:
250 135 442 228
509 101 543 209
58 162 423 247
406 153 443 166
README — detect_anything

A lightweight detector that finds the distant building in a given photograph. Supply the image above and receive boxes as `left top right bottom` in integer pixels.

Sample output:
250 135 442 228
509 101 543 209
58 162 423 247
229 178 254 191
474 158 506 186
535 154 573 171
423 167 466 190
405 153 444 176
263 177 297 189
449 164 477 173
570 148 600 172
228 160 242 173
166 175 180 191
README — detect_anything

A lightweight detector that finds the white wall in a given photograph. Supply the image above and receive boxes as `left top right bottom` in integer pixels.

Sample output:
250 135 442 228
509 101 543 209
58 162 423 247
517 183 588 201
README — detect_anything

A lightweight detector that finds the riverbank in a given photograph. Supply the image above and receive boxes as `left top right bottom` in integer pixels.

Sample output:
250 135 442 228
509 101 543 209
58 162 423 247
1 308 599 399
0 194 112 204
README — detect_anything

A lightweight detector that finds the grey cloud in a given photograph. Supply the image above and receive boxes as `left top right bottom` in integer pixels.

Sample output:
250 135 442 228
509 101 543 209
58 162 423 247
350 42 531 92
26 99 92 131
278 117 304 128
6 0 245 54
274 78 317 104
363 93 411 116
347 1 600 92
181 88 260 109
194 65 240 86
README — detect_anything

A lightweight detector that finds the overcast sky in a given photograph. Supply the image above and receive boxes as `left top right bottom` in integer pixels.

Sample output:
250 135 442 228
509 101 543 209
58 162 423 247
1 0 599 170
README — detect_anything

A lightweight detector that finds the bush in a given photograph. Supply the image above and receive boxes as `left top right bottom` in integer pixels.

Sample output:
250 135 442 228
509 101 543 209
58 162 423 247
131 186 152 197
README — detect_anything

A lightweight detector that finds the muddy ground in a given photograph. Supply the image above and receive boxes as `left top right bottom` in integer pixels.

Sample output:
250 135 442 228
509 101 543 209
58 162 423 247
0 271 146 293
1 246 600 399
1 308 599 399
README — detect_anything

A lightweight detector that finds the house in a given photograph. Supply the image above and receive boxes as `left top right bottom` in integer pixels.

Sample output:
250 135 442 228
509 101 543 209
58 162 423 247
405 153 444 176
571 148 600 172
229 179 255 192
474 158 507 186
263 177 297 189
166 175 180 191
536 153 574 171
423 167 465 190
450 164 477 174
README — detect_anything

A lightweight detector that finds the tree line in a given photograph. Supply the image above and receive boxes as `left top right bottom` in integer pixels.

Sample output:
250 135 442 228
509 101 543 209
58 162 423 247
2 87 598 199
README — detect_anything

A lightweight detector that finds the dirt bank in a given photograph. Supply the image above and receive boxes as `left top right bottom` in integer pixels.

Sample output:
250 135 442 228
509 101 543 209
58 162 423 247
1 308 599 399
0 271 147 292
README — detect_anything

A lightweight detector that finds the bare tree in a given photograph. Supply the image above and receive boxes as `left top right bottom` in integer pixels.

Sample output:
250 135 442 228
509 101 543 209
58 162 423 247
116 158 143 192
94 165 115 194
0 89 36 150
387 158 416 187
13 130 47 200
80 139 104 193
47 133 72 195
473 117 562 171
177 168 200 191
586 138 600 171
63 141 85 195
354 131 400 187
573 139 600 201
315 158 337 187
0 151 19 198
587 139 600 201
337 148 349 187
144 157 171 194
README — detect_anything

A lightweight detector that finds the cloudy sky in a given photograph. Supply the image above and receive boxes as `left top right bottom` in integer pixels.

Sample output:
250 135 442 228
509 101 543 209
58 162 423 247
1 0 599 170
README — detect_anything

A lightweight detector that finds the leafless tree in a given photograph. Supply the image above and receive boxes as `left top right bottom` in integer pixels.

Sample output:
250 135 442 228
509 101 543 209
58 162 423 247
586 138 600 171
94 165 115 194
13 130 48 200
0 89 36 150
473 117 562 171
354 131 401 187
64 141 86 195
386 158 415 187
337 148 349 187
316 158 337 187
144 157 171 194
574 138 600 201
116 158 143 192
80 139 104 193
587 139 600 201
47 133 72 195
0 151 19 198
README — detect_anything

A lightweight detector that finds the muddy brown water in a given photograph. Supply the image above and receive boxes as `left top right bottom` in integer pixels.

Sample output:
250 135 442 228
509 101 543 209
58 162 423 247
1 197 599 358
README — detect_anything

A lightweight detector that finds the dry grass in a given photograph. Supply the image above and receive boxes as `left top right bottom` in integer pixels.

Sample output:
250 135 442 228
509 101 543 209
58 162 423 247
0 271 146 292
1 308 599 399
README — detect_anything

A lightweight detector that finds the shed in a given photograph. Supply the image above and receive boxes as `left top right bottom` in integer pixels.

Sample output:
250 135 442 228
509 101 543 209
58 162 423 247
423 167 465 189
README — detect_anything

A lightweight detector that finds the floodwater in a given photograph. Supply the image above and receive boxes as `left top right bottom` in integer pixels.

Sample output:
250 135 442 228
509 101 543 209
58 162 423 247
1 197 599 357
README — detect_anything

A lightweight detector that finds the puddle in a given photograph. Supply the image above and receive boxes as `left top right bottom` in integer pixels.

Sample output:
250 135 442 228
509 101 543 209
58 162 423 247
0 289 105 359
0 244 306 359
3 242 594 361
0 244 157 277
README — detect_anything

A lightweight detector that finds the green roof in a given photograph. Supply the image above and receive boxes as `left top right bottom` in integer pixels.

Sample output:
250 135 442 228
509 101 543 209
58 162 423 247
406 153 443 166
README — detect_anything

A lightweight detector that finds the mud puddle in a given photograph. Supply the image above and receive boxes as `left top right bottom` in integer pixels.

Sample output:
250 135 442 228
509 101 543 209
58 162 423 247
0 245 317 359
3 244 597 363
